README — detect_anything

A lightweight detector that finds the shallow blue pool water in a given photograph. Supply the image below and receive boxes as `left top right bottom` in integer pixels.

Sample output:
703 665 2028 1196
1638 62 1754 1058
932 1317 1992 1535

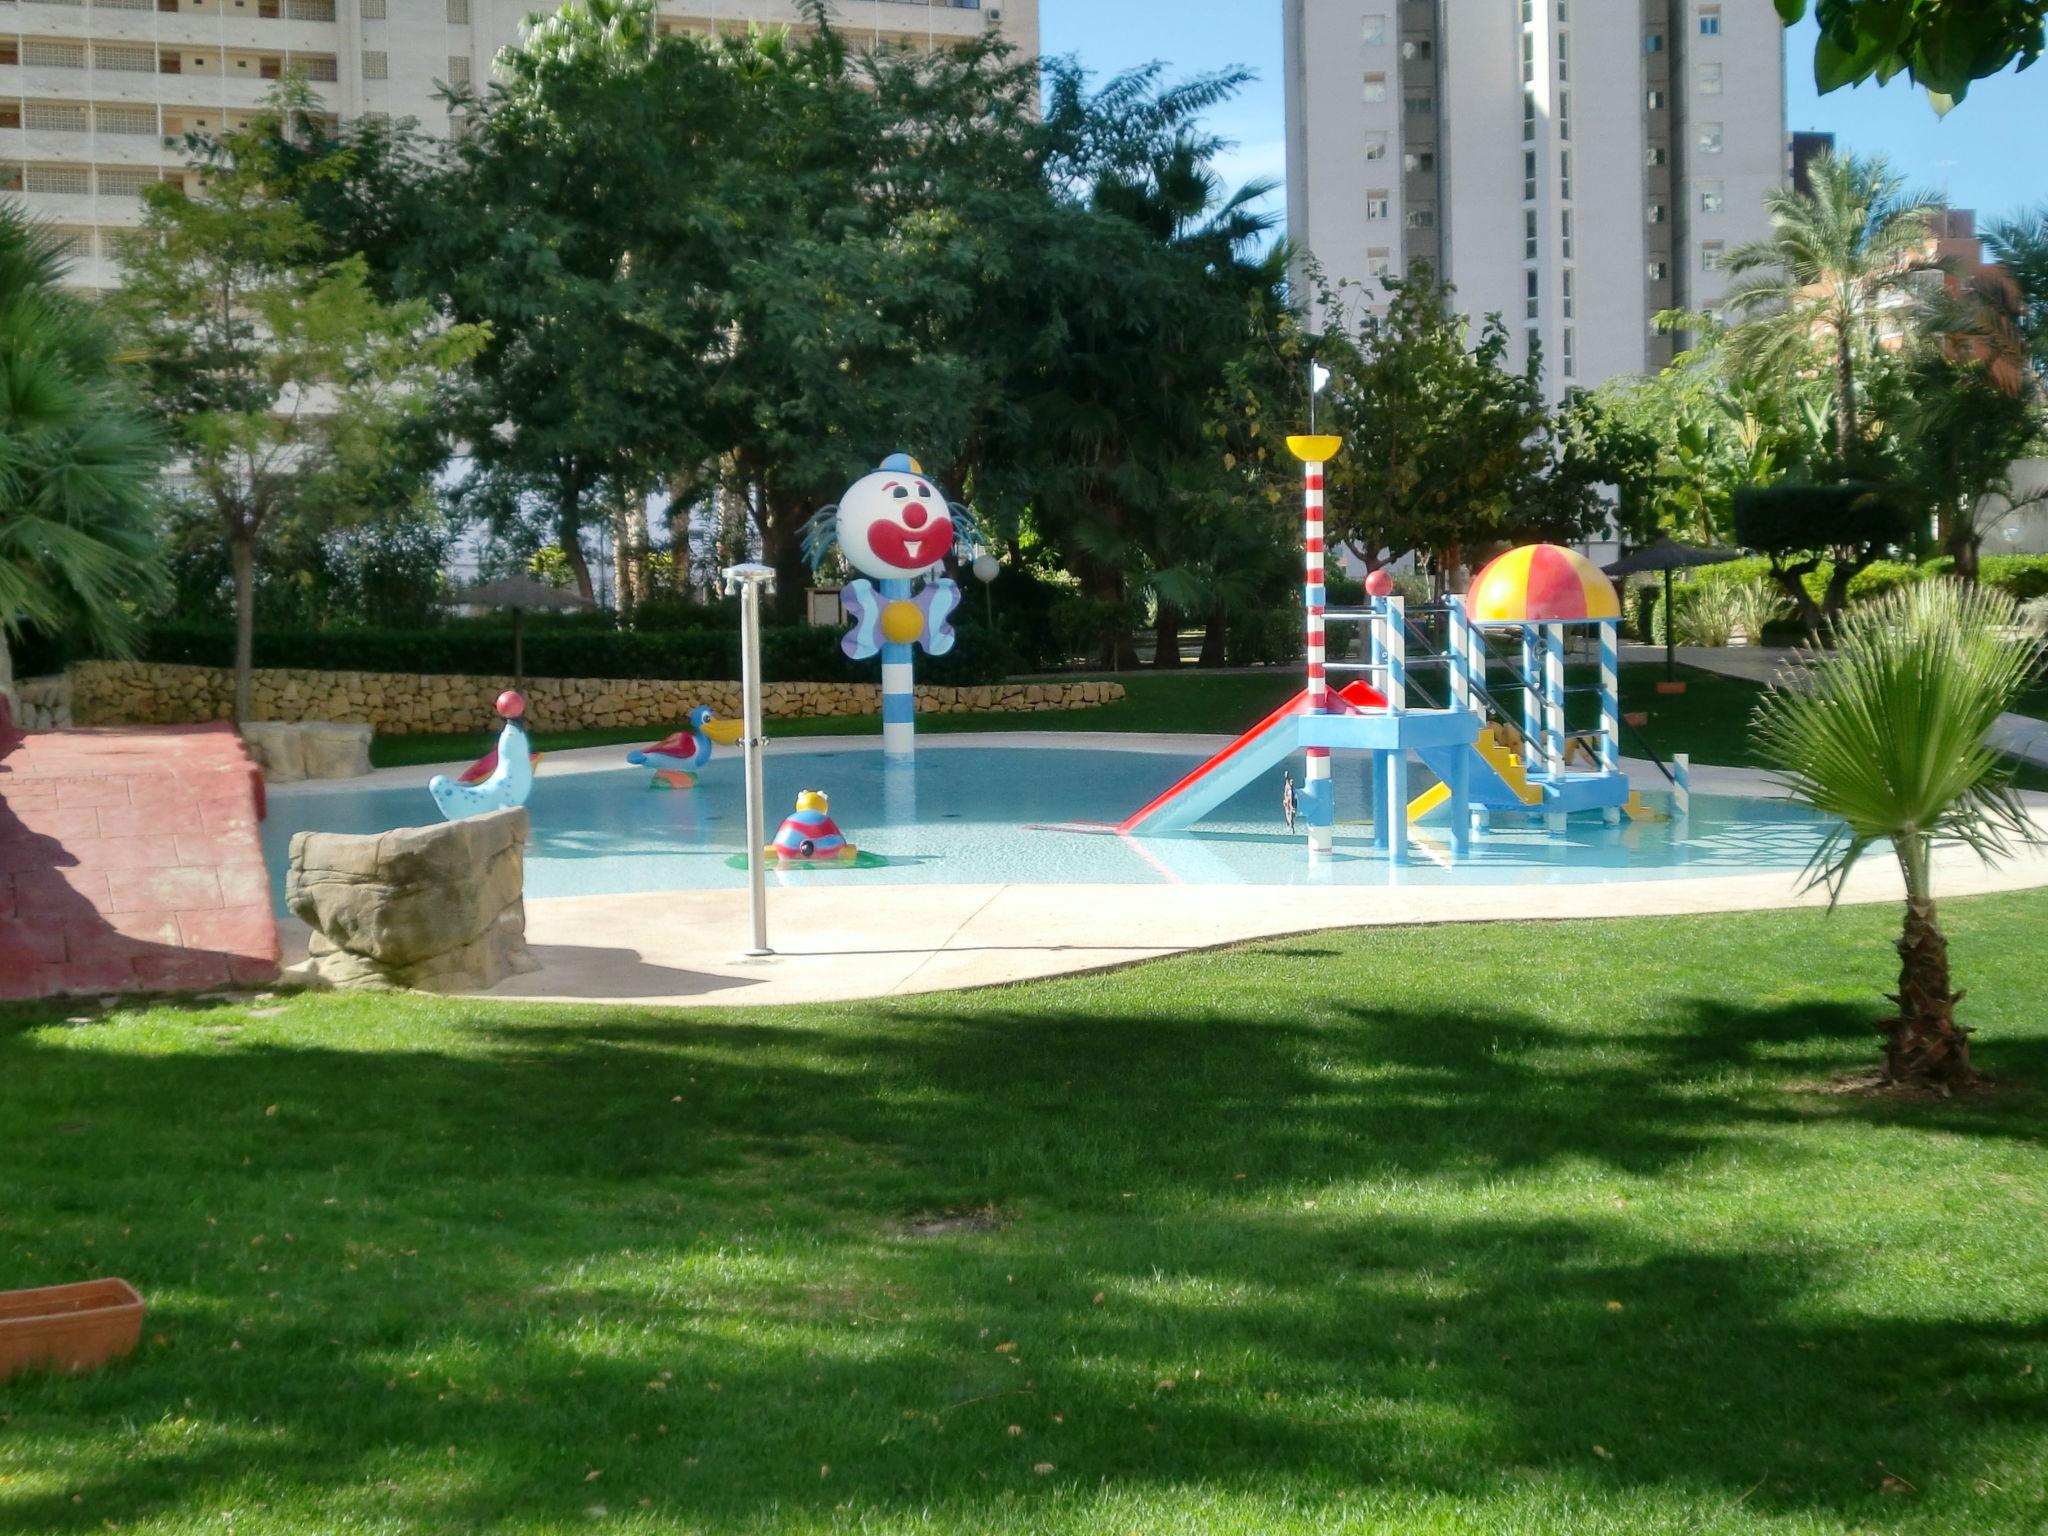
263 745 1834 909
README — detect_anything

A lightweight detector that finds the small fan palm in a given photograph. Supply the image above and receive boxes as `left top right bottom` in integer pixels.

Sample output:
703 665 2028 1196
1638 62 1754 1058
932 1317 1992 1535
1753 581 2038 1085
1720 152 1942 454
0 205 163 701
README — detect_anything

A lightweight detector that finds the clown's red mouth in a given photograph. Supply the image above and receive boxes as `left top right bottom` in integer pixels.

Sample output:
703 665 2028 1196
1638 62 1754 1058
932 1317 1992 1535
868 517 954 571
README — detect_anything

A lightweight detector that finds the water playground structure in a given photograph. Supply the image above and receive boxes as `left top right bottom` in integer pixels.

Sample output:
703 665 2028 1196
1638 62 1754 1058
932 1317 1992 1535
428 690 536 821
1120 433 1661 863
803 453 978 761
626 705 744 788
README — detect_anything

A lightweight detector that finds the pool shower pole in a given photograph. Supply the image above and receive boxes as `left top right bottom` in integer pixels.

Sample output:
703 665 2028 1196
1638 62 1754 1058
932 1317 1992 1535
724 562 776 957
1288 363 1341 859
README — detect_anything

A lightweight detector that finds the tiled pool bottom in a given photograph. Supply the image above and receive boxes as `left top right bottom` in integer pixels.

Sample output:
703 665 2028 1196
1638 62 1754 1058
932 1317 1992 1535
261 745 1835 910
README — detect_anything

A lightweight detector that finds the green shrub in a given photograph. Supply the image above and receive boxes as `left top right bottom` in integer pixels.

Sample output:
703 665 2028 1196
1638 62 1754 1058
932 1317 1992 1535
1845 560 1925 604
1980 555 2048 604
1726 578 1791 642
1224 608 1304 667
125 618 1021 686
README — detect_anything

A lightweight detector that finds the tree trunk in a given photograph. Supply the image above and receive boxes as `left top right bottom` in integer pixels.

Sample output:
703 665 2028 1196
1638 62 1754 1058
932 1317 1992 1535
1151 601 1183 669
666 475 693 596
617 489 649 624
1198 598 1228 668
0 625 15 730
1885 839 1973 1085
556 473 595 601
1768 558 1826 640
1834 326 1857 454
1085 565 1138 671
1945 509 1982 584
229 529 257 722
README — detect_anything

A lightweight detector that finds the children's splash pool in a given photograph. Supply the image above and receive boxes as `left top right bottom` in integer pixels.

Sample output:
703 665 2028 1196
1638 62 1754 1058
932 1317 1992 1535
262 743 1835 909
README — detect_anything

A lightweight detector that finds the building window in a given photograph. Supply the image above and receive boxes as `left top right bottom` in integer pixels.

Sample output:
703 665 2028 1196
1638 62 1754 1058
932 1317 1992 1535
1645 31 1664 52
1406 207 1435 228
1558 90 1570 139
95 43 158 72
97 104 159 135
1562 327 1576 377
447 55 470 84
1525 209 1538 260
1557 0 1568 18
446 0 468 21
1646 144 1667 165
1524 149 1538 201
1701 239 1725 269
1698 122 1724 153
1405 39 1433 60
1648 259 1669 281
1362 71 1388 103
1560 208 1573 257
1522 87 1537 142
98 167 162 197
296 54 339 81
1562 268 1575 318
1365 190 1390 220
1556 31 1569 80
1647 88 1666 109
1405 149 1435 173
25 164 91 194
1366 245 1392 278
1526 269 1540 318
1520 0 1532 23
23 40 88 68
1403 94 1432 116
25 103 88 132
1700 180 1724 213
1526 328 1541 365
1699 62 1723 93
1361 13 1386 45
1648 202 1666 224
1364 132 1389 161
1699 5 1721 35
360 0 384 15
361 49 388 80
1559 149 1572 199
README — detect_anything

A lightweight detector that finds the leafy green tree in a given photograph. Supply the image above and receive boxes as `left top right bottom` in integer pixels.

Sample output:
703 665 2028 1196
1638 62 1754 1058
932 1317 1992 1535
113 81 484 718
1754 580 2037 1085
1775 0 2043 108
0 208 163 705
1310 269 1551 575
1720 152 1941 457
1896 349 2044 579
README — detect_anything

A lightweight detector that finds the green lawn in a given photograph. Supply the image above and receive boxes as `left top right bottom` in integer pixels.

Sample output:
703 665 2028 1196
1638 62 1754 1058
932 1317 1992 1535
7 895 2048 1533
368 665 1766 771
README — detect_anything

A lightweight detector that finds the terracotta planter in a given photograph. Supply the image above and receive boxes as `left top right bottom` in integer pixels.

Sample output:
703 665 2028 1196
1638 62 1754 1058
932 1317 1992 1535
1654 681 1688 696
0 1278 146 1382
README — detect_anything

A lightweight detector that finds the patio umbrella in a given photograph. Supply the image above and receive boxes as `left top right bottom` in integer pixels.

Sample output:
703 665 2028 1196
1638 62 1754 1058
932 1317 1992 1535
1603 537 1743 681
447 574 599 686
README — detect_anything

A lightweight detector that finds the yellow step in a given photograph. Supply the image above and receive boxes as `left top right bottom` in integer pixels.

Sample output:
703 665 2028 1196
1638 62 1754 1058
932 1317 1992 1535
1406 726 1543 822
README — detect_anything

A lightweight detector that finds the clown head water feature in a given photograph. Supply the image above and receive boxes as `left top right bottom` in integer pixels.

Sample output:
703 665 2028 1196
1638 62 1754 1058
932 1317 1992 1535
804 453 981 759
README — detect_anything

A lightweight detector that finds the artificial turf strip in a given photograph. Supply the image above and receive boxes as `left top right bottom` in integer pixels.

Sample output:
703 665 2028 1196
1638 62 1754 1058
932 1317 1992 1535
5 894 2048 1533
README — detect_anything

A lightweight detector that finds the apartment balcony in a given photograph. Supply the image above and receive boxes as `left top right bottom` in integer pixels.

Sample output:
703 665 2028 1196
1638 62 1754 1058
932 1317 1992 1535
0 62 335 108
0 125 185 165
660 0 991 40
12 7 338 47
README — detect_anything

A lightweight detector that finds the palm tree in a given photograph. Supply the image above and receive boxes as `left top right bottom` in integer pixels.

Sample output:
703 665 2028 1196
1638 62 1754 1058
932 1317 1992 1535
0 206 163 713
1939 204 2048 398
1720 152 1943 457
1753 580 2037 1086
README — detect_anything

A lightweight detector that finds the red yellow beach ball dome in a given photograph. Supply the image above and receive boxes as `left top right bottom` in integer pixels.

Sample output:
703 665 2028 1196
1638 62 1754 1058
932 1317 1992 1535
1467 544 1621 623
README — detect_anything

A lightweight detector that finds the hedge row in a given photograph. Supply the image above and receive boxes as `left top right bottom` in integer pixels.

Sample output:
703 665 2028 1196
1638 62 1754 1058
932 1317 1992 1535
127 617 1024 686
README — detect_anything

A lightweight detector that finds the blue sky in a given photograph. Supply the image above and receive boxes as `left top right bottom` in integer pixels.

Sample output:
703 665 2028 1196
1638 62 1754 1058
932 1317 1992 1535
1039 3 2048 229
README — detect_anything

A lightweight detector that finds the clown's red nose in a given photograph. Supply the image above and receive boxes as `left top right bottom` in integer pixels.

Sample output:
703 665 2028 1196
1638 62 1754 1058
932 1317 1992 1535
901 504 929 529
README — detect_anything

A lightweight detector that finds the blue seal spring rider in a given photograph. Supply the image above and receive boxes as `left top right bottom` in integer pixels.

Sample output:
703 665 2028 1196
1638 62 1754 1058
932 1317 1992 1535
429 690 535 821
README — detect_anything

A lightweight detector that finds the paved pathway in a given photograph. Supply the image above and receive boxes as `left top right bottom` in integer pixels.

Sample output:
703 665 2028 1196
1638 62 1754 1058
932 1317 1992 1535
0 719 279 999
1629 643 2048 769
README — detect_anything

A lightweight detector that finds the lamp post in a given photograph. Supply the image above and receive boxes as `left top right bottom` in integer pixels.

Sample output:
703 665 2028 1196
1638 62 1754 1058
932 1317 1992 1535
723 562 776 957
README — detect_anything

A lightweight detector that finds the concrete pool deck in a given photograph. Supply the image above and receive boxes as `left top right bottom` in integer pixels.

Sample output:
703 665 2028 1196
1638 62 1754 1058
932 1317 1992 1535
269 733 2048 1009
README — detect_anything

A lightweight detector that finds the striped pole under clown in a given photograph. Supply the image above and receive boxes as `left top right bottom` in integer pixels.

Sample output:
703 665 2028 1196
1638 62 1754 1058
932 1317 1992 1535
1286 431 1343 856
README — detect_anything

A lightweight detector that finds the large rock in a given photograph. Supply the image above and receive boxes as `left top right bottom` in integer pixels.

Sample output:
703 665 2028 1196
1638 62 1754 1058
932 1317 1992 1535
241 720 373 782
284 808 537 992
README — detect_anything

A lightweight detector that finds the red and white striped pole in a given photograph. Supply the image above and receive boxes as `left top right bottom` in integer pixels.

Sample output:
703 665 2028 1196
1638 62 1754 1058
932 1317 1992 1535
1287 427 1343 856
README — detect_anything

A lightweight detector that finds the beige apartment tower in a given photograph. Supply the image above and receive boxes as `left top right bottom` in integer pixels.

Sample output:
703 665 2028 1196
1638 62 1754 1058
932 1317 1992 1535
1284 0 1787 392
1 0 1036 289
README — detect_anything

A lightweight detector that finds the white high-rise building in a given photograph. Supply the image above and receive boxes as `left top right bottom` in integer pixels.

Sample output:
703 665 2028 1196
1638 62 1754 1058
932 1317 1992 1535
1283 0 1786 391
1 0 1035 290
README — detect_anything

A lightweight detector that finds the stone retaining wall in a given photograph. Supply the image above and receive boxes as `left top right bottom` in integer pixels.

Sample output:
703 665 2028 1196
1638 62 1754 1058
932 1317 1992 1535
68 661 1124 733
14 674 71 731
